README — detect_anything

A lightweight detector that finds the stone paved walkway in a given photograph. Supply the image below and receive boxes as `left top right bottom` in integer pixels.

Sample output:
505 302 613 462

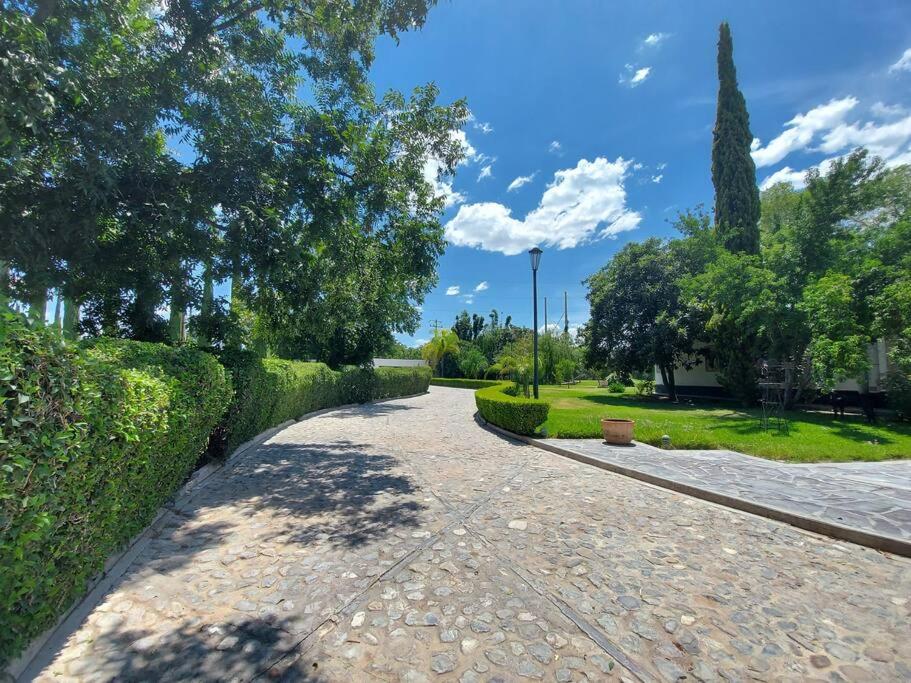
34 387 911 682
537 439 911 546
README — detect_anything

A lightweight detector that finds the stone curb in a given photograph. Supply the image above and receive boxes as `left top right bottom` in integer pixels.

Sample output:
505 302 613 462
6 390 430 682
475 413 911 559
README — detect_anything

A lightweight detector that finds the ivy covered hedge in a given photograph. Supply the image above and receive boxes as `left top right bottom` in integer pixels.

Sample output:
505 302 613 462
0 325 231 664
430 377 502 389
475 383 550 435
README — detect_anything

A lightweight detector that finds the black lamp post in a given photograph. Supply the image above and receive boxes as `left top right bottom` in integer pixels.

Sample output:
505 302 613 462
529 247 543 399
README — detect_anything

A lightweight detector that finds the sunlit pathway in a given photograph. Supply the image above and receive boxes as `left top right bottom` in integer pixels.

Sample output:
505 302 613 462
35 387 910 682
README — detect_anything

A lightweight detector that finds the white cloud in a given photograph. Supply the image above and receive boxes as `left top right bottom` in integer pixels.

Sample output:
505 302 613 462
507 172 537 192
462 294 475 305
474 281 489 292
548 140 563 154
651 174 663 184
411 338 428 348
755 96 911 188
656 162 667 170
619 64 651 88
751 97 859 167
445 286 460 296
423 158 465 208
889 48 911 73
477 164 493 181
444 157 641 256
474 121 493 134
643 32 670 48
818 114 911 160
759 166 807 191
871 102 907 119
632 162 643 171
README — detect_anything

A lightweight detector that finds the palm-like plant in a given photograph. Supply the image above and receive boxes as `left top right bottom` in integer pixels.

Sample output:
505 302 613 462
422 329 460 377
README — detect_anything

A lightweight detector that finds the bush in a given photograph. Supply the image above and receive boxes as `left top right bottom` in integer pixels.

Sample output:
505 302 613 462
216 356 432 456
0 326 231 664
607 380 626 393
217 351 340 455
374 366 431 399
431 377 502 389
633 378 656 396
885 371 911 420
475 383 549 435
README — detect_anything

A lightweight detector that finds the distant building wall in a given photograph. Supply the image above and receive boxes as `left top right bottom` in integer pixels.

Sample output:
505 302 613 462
372 358 428 368
653 340 891 398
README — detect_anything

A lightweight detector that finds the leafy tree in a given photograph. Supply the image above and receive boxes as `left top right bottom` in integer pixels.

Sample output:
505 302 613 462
421 329 460 377
453 310 472 341
555 358 576 384
458 345 489 379
585 238 698 401
711 22 760 254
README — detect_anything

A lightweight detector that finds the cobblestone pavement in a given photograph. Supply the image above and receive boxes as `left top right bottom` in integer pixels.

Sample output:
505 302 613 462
536 439 911 544
36 387 911 682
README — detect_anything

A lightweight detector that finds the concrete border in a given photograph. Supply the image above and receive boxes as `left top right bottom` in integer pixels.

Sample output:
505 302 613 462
475 414 911 559
6 390 430 682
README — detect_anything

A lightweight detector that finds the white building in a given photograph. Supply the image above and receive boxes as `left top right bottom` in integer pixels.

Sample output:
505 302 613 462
654 340 891 401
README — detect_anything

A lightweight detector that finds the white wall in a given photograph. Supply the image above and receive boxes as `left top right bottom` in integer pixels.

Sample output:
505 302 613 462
372 358 428 368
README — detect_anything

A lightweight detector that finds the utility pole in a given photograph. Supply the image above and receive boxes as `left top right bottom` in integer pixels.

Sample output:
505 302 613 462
544 297 548 335
429 319 443 333
564 291 568 336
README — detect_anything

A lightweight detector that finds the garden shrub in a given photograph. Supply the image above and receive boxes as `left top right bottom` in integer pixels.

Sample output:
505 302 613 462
374 366 431 399
0 324 231 665
475 383 550 435
633 378 656 396
430 377 501 389
337 365 377 404
607 380 626 393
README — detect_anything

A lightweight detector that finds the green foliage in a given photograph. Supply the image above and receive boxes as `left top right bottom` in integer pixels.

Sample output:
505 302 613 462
711 22 760 254
421 329 460 376
373 366 431 399
216 353 430 455
458 345 489 379
585 237 699 400
555 358 577 383
0 322 230 664
633 378 656 396
429 378 501 389
607 381 626 394
475 384 550 436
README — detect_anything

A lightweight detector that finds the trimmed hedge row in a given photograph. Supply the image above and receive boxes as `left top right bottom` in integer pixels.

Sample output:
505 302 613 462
475 383 550 435
1 325 430 665
216 353 431 456
430 377 502 389
0 329 231 664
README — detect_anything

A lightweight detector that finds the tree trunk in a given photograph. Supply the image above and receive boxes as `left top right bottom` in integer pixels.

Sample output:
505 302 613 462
62 296 79 340
53 291 63 333
27 286 47 322
664 365 678 402
168 274 186 343
198 261 214 346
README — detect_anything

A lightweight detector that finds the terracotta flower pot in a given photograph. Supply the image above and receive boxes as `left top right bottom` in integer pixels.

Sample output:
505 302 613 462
601 418 635 445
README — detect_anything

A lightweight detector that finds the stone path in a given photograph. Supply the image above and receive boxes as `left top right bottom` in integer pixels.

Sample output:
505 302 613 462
537 439 911 548
33 387 911 682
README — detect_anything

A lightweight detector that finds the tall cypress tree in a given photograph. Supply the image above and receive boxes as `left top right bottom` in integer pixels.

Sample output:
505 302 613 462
711 22 761 254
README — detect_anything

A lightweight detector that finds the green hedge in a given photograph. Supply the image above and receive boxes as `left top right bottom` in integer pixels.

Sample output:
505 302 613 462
430 377 502 389
0 328 231 664
216 355 431 455
475 383 550 435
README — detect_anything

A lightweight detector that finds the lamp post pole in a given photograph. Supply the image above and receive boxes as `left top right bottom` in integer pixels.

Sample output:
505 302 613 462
529 247 543 399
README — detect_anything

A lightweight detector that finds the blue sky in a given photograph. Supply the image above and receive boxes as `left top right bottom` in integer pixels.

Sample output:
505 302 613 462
367 1 911 347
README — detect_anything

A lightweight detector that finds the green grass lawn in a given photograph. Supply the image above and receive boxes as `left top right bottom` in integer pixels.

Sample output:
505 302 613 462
540 381 911 462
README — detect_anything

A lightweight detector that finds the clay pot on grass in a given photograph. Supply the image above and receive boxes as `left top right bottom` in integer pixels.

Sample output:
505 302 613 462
601 418 635 445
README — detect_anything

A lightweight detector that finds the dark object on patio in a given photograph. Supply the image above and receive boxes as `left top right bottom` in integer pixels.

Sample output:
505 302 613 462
859 392 877 425
831 393 846 419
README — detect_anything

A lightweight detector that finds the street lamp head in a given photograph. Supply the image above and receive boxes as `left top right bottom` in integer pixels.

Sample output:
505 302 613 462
528 246 543 272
